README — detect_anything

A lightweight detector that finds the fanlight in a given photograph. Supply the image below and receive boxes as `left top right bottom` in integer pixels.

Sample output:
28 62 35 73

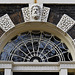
0 31 72 62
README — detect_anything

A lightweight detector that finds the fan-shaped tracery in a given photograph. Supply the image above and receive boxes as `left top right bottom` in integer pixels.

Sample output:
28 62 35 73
0 31 72 62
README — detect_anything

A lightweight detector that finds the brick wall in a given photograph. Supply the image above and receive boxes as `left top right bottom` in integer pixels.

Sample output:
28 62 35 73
44 4 75 39
0 4 75 39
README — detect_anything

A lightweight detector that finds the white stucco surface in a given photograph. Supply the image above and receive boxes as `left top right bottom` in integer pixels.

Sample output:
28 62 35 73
0 0 75 4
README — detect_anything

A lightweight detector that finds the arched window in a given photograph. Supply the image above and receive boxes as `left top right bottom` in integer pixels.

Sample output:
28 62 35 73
0 30 72 62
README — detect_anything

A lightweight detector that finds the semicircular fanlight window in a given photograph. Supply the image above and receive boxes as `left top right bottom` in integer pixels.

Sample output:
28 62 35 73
0 31 72 62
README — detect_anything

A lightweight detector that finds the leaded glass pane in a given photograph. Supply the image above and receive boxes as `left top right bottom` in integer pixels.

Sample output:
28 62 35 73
0 31 72 62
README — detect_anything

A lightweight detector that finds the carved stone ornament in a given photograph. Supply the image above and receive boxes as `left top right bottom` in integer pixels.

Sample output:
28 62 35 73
57 14 75 32
31 5 41 20
29 4 42 21
0 14 15 32
21 7 30 22
41 7 50 22
22 4 50 22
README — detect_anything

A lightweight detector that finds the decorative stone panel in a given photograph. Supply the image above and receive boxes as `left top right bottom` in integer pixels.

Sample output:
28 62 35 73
21 7 30 22
57 14 75 32
22 5 50 22
0 14 15 32
41 7 50 22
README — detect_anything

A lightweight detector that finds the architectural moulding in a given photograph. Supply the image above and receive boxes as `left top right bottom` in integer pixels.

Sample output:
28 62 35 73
0 64 12 69
0 22 75 61
0 61 75 72
13 65 59 72
73 39 75 45
0 0 75 4
0 61 13 69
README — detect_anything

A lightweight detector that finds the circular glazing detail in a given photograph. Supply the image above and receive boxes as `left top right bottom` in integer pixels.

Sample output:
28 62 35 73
0 31 72 62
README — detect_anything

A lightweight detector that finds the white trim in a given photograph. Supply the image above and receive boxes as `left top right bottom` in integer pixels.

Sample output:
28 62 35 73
38 0 75 4
13 65 59 72
4 69 12 75
0 61 75 72
60 69 67 75
0 0 75 4
0 0 34 4
73 39 75 45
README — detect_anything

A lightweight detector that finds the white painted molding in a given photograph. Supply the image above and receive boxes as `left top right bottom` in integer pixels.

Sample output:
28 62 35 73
37 0 75 4
0 0 34 4
0 64 12 69
60 64 75 69
0 61 75 72
73 39 75 45
0 14 15 32
4 69 12 75
57 14 75 32
60 69 67 75
0 0 75 4
13 65 59 72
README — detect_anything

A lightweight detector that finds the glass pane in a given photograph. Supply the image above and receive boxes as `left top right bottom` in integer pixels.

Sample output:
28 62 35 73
0 31 72 62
